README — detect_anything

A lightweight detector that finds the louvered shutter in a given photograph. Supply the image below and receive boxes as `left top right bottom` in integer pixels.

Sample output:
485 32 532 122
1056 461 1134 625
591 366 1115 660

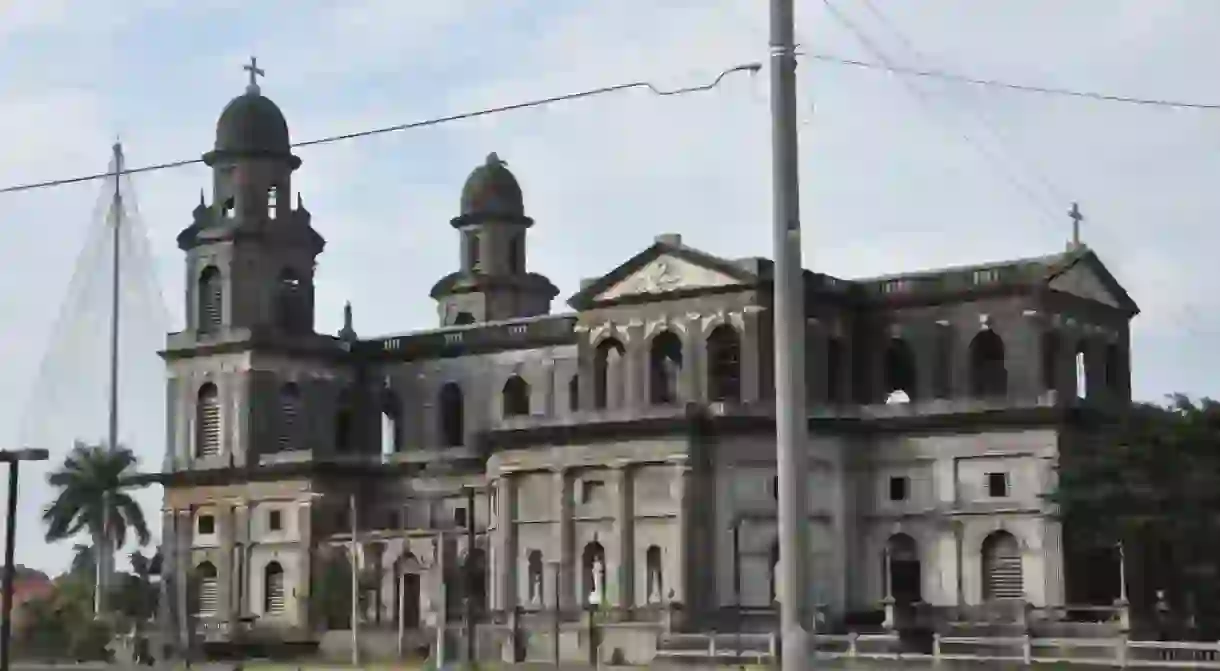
983 534 1023 600
196 384 221 457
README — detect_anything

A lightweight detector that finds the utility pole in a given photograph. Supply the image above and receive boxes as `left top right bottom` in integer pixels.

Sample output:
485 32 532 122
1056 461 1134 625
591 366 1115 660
464 486 477 666
0 449 49 671
769 0 811 668
349 494 360 667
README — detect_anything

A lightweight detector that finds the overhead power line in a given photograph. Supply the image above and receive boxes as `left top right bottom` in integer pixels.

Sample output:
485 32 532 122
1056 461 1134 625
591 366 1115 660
804 52 1220 110
0 62 762 195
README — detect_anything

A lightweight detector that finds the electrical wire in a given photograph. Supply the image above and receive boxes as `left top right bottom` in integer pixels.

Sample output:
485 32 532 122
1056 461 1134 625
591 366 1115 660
848 0 1072 209
803 52 1220 111
818 0 1065 229
0 62 762 195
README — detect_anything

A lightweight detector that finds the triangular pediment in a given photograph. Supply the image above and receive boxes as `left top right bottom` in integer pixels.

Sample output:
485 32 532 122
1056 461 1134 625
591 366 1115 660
596 253 742 301
567 237 759 309
1045 250 1139 314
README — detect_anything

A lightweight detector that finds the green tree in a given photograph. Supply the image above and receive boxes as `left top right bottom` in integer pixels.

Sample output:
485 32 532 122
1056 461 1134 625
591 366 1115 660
42 441 151 613
108 549 161 632
1051 395 1220 633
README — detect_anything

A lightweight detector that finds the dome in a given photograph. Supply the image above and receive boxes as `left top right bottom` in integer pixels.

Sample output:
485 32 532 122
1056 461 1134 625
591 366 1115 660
459 153 524 217
212 89 291 157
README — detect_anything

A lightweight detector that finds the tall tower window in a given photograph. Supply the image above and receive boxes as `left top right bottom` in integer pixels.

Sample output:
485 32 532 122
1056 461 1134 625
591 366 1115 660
507 234 523 274
195 383 221 458
197 265 223 334
278 383 302 451
464 231 481 271
275 268 305 332
267 186 278 220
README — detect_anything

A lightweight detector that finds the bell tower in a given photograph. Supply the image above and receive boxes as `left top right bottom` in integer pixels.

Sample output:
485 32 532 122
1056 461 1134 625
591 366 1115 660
429 152 558 325
177 57 324 340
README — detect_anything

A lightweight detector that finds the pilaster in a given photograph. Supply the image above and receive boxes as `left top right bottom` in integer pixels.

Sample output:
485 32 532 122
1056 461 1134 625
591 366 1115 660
669 458 692 605
217 502 235 624
610 463 634 611
232 502 249 619
552 468 575 610
295 498 314 629
494 475 518 610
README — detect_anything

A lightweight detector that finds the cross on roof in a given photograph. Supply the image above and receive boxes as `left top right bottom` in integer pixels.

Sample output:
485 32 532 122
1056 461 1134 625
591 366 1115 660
1069 202 1084 248
243 56 265 93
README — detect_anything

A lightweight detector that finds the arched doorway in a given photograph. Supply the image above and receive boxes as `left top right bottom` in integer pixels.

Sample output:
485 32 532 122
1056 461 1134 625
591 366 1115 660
982 531 1023 601
887 534 922 604
969 329 1008 398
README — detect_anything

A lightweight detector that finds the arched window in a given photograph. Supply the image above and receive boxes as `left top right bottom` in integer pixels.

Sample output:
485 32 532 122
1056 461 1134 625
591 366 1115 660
884 337 917 403
502 376 530 417
594 338 626 410
278 383 302 451
1041 330 1061 394
886 534 922 604
196 383 221 458
195 562 218 615
527 550 544 606
439 383 464 447
264 561 286 613
275 267 307 332
706 325 741 402
968 329 1007 398
568 374 580 412
1075 341 1090 400
649 331 683 405
582 542 607 606
381 390 402 455
197 266 223 334
981 531 1023 600
645 545 664 604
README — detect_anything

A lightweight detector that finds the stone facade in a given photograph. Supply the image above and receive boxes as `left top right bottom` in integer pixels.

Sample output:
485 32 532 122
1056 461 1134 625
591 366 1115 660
152 76 1140 661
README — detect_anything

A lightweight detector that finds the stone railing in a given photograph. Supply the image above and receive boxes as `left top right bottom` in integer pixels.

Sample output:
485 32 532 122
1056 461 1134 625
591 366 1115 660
656 631 1220 668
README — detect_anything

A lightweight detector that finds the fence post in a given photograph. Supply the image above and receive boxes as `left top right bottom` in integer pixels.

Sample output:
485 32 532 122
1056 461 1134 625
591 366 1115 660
709 634 717 659
847 631 858 658
768 632 778 661
1022 633 1032 665
1116 634 1127 668
933 632 941 661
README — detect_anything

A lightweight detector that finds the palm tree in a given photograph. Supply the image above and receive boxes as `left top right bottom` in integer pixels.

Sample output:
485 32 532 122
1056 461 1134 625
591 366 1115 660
42 441 150 615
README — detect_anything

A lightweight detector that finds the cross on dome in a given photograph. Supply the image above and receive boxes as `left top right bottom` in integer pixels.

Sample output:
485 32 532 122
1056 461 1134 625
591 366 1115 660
243 56 266 94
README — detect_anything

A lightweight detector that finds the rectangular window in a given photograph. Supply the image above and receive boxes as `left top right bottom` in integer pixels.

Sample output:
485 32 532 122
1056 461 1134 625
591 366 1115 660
986 472 1009 498
454 507 467 528
197 514 215 535
888 476 909 502
580 479 604 504
268 509 282 532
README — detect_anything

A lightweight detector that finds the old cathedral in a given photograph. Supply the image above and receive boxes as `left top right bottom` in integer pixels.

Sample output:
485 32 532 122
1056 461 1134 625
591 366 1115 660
151 68 1139 662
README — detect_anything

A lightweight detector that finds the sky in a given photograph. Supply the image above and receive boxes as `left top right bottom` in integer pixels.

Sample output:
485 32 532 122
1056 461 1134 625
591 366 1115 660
0 0 1216 573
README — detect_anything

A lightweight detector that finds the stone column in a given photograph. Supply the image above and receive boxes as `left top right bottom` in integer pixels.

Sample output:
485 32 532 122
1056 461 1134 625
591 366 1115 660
552 468 574 610
624 320 646 410
232 503 249 619
681 314 703 403
1042 518 1066 607
610 463 634 614
1009 314 1042 401
295 499 314 629
495 475 518 612
740 308 763 403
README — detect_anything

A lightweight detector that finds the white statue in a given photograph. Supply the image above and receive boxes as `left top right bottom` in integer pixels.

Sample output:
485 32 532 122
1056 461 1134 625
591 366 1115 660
530 571 543 606
589 556 606 605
